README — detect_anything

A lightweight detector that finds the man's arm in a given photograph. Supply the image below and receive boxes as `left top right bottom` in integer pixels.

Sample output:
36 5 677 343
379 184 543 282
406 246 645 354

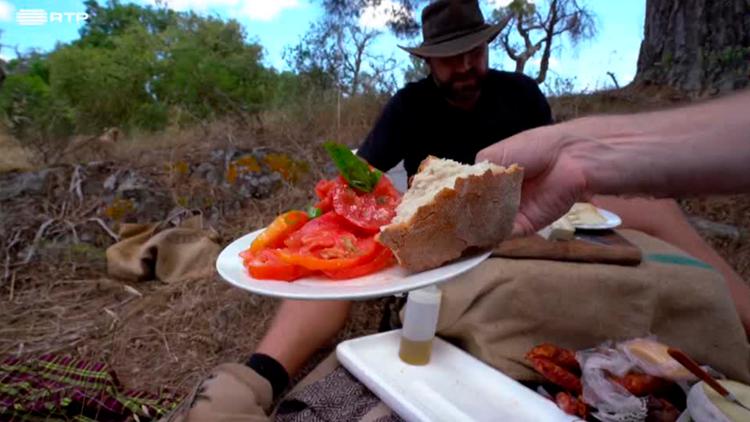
567 90 750 198
477 89 750 235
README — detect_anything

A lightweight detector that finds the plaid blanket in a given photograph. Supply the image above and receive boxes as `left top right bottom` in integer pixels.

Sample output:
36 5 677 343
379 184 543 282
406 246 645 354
0 354 179 421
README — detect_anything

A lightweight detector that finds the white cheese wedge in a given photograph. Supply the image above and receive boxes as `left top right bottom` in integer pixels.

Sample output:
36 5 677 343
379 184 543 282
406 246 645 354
538 216 576 241
565 202 606 225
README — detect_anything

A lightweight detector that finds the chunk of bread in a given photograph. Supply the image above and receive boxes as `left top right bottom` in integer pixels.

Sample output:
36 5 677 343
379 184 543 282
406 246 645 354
378 156 523 272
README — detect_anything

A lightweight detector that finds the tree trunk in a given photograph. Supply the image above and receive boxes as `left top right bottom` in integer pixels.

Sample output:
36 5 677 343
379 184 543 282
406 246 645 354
634 0 749 97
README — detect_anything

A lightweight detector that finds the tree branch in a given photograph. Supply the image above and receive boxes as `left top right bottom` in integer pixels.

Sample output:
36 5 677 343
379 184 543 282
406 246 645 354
535 0 560 84
500 31 520 61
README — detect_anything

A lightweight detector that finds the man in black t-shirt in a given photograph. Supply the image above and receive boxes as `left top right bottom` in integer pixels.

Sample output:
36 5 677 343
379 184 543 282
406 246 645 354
239 0 552 399
357 0 552 177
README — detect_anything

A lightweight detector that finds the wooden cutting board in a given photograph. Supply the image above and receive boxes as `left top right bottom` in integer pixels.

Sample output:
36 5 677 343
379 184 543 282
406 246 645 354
494 230 642 266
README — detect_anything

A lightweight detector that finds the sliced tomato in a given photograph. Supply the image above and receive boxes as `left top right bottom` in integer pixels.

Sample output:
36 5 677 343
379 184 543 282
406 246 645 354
244 249 312 281
314 177 347 213
323 245 395 279
373 175 401 198
278 236 380 271
249 210 309 254
284 212 354 250
332 178 400 233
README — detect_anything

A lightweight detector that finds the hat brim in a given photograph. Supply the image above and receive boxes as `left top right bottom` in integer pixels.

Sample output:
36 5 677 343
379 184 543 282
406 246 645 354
399 23 502 58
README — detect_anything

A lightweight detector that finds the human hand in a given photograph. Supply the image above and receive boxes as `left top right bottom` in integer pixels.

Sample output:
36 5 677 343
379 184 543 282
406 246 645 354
476 126 592 236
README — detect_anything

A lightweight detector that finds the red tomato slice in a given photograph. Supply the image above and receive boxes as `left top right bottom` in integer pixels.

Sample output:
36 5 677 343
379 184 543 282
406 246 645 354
314 176 350 213
332 178 400 233
373 175 401 197
314 178 338 212
240 173 401 282
284 212 355 250
278 236 380 271
322 245 395 279
244 249 312 281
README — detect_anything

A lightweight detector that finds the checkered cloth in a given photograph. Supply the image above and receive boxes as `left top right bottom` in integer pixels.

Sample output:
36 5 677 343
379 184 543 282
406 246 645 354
0 354 179 421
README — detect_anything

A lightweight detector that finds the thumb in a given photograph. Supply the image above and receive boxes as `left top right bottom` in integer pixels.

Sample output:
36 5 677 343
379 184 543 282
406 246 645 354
510 212 537 238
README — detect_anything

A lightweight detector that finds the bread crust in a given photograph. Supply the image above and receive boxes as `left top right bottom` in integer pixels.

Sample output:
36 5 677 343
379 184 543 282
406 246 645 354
379 157 523 272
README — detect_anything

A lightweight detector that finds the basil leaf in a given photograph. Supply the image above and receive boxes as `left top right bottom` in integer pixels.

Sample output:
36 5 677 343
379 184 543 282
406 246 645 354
323 142 382 193
306 206 322 219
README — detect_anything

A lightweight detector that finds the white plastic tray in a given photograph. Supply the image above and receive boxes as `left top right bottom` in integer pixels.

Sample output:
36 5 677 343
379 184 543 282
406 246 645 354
337 331 581 422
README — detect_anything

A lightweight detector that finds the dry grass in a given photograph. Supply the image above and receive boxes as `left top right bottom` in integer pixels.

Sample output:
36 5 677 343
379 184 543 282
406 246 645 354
548 84 691 122
0 94 389 401
0 87 748 408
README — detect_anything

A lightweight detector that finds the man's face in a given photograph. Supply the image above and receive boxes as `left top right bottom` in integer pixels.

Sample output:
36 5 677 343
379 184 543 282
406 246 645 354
427 44 489 107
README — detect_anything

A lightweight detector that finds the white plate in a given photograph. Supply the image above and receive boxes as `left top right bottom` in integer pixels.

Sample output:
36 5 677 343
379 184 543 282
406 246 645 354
216 229 492 300
337 330 581 422
571 207 622 230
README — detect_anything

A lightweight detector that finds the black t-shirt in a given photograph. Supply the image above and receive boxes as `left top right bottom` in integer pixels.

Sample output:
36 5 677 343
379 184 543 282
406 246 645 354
357 70 552 176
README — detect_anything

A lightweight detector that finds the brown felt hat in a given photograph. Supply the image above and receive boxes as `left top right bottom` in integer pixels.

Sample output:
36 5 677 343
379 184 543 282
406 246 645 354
400 0 502 58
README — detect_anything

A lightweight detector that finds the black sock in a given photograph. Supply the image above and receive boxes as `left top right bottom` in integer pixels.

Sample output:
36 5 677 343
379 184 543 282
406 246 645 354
246 353 290 399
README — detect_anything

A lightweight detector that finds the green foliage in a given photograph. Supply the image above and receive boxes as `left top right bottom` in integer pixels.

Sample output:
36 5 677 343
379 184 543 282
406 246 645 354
78 0 176 47
284 21 341 92
0 0 289 143
0 60 75 142
155 14 273 121
505 0 537 16
48 24 159 132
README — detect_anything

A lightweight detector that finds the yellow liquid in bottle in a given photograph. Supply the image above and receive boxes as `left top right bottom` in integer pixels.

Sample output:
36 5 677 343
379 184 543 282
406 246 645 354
399 337 434 365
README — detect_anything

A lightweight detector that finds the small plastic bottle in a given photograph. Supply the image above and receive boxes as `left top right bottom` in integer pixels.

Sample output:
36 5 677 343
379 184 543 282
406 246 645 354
399 285 442 365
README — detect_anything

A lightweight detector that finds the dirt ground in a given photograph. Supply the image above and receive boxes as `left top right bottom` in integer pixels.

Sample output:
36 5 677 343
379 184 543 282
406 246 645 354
1 88 748 406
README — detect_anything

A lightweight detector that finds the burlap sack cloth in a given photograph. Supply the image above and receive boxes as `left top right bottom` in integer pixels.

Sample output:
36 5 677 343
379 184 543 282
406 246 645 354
438 229 750 384
106 215 220 283
164 229 750 421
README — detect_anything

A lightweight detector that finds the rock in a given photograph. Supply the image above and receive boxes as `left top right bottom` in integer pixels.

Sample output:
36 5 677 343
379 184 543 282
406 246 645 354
0 167 66 201
117 170 152 193
80 162 115 198
97 169 174 223
195 162 221 185
103 173 119 191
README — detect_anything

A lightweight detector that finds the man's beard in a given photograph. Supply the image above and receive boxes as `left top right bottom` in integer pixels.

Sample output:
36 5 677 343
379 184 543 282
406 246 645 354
435 69 485 104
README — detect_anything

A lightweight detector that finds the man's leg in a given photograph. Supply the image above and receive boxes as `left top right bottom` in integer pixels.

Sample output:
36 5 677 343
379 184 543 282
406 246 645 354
255 300 352 378
592 196 750 335
165 300 352 420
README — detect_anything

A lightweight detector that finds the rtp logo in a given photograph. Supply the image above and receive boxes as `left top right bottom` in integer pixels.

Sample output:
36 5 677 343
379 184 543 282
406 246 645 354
16 9 89 26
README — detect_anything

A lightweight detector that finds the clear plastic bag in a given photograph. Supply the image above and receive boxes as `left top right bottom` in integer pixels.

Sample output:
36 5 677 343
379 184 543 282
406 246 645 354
577 346 649 422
